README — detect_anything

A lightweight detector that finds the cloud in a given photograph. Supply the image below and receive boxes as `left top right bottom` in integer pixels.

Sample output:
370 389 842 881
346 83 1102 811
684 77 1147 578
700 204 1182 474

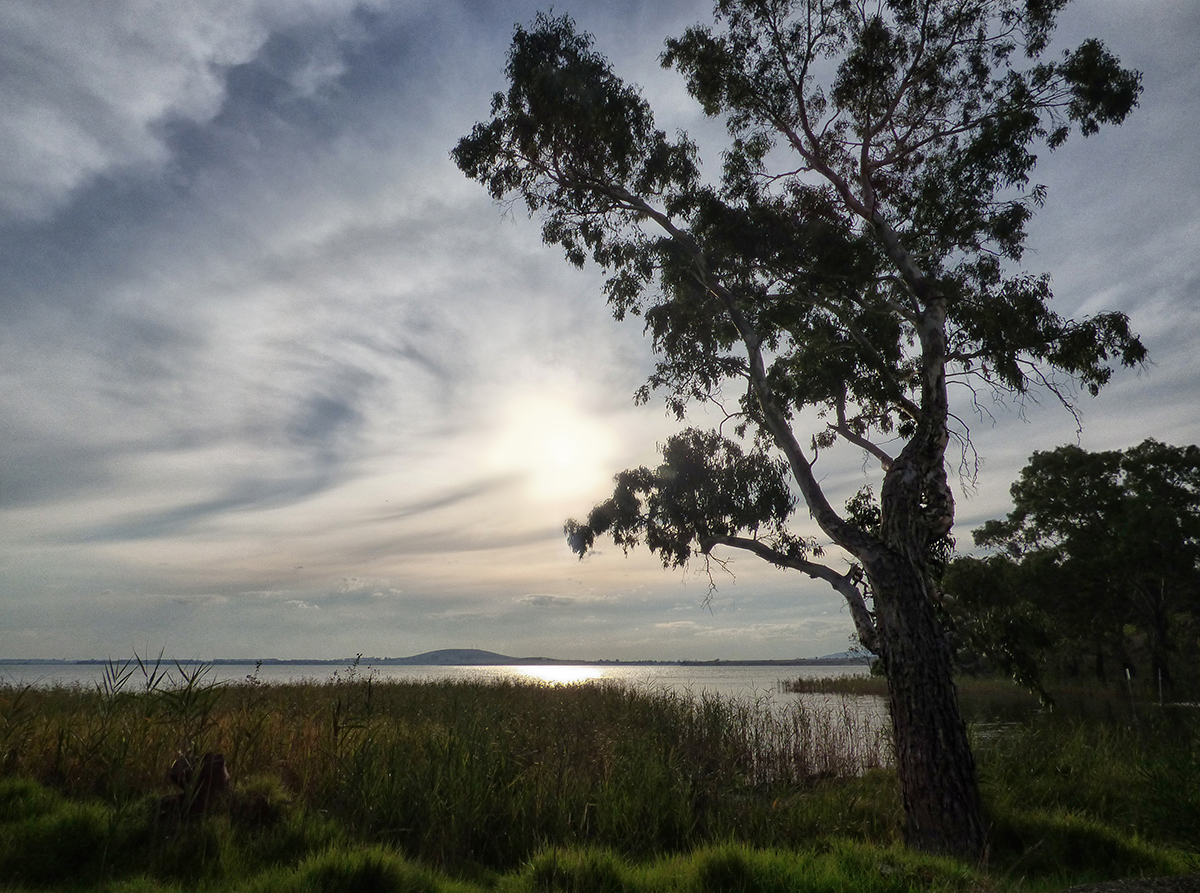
1 0 1198 663
518 595 576 609
0 0 408 220
517 592 622 609
378 477 523 523
284 599 320 611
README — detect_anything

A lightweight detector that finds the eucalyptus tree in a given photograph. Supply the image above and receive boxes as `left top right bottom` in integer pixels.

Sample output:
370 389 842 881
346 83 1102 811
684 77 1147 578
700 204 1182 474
454 0 1143 858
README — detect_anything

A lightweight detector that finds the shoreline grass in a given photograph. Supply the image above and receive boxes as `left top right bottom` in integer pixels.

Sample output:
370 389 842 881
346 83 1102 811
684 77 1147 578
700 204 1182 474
1 667 1197 891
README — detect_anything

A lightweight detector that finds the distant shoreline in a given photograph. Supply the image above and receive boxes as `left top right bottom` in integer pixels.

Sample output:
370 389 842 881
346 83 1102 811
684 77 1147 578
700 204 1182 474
0 652 870 668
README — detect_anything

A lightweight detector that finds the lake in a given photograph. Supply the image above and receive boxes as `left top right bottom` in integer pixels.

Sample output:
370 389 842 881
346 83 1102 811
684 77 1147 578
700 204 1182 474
0 660 869 701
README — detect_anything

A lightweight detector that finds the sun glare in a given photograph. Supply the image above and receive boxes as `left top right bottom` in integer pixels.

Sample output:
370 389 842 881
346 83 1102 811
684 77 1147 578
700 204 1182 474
513 665 608 685
489 394 617 501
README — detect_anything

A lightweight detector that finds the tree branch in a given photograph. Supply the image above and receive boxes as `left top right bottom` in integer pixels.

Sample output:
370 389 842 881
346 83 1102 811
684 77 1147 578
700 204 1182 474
833 395 895 470
700 533 878 654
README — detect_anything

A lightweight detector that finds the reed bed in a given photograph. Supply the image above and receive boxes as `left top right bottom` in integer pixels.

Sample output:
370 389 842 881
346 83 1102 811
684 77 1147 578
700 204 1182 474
0 658 896 875
2 661 1196 891
782 674 890 697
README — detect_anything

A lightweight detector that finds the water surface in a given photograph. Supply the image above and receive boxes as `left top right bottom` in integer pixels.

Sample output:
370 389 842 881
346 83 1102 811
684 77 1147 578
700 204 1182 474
0 660 868 701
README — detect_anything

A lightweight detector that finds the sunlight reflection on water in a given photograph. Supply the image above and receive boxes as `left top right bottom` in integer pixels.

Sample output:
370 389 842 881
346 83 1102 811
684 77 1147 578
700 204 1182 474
505 665 609 685
0 660 870 702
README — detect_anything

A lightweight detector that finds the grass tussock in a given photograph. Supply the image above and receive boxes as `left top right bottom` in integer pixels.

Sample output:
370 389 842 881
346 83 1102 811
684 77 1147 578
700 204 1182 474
512 840 995 893
1 661 1197 891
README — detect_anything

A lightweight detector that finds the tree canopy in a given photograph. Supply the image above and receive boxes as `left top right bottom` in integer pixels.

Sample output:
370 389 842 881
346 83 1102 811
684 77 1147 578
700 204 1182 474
456 1 1144 600
455 0 1144 859
947 440 1200 694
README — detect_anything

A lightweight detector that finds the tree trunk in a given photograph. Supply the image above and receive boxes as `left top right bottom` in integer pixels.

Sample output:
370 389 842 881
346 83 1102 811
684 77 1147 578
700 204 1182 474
868 553 988 860
1148 593 1174 692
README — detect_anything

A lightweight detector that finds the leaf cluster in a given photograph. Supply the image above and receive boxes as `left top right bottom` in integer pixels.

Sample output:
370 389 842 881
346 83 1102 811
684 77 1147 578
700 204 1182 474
663 0 1147 409
975 440 1200 561
564 428 812 569
452 12 700 277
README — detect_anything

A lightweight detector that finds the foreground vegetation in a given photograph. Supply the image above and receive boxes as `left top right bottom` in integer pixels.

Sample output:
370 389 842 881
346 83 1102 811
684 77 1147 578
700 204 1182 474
0 663 1196 891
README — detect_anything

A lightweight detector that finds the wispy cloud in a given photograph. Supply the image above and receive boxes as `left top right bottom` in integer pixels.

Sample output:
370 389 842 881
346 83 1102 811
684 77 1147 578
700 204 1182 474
1 0 1197 661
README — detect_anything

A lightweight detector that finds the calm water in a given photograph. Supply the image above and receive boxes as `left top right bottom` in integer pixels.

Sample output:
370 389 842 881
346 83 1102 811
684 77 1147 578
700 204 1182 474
0 660 868 702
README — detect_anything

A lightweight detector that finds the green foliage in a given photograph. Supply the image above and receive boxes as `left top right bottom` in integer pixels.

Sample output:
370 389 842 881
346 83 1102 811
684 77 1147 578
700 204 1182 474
95 880 184 893
941 555 1056 698
0 777 57 823
244 846 441 893
453 12 700 282
987 808 1186 881
455 2 1147 570
976 712 1200 882
565 429 804 568
0 794 111 885
2 677 1200 890
0 676 892 882
524 848 631 893
948 439 1200 693
977 708 1200 852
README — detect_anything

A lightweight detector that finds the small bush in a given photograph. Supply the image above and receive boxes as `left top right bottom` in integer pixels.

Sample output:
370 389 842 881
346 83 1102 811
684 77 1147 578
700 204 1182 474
96 879 184 893
988 806 1190 882
246 845 441 893
526 848 631 893
0 777 58 823
0 797 111 886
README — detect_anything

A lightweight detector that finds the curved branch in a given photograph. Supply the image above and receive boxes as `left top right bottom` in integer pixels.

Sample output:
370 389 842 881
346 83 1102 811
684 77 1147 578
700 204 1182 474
699 533 879 654
833 396 894 470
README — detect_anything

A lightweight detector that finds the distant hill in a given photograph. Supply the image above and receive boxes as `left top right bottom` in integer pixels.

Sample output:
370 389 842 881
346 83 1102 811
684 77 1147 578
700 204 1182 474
377 649 536 666
819 651 873 663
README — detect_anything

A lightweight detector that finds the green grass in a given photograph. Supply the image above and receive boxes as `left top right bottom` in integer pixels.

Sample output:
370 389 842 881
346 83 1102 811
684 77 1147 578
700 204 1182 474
0 665 1196 891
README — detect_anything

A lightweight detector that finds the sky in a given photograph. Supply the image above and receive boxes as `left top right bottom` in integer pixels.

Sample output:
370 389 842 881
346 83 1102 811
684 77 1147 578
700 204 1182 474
1 0 1198 662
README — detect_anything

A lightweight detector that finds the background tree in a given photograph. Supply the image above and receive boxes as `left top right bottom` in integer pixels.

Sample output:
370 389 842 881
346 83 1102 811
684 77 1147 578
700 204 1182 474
454 0 1143 858
941 551 1058 697
947 440 1200 694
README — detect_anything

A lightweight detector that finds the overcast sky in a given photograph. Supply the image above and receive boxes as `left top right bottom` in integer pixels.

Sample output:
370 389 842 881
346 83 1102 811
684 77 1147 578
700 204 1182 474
2 0 1197 662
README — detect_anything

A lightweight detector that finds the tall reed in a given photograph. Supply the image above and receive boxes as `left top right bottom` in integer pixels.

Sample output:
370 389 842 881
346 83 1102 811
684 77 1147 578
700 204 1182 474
4 668 1199 889
0 670 894 872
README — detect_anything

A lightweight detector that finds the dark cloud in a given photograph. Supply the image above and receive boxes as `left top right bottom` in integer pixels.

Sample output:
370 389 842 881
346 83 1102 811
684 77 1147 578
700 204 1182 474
0 440 115 507
379 476 521 522
75 476 334 543
288 394 361 447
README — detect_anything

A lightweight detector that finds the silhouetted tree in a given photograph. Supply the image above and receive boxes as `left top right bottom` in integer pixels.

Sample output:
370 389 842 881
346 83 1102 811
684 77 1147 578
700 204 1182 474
455 0 1143 858
949 440 1200 693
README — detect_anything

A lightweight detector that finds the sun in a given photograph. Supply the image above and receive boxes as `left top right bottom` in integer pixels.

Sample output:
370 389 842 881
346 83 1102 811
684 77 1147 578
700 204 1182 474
489 393 617 502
